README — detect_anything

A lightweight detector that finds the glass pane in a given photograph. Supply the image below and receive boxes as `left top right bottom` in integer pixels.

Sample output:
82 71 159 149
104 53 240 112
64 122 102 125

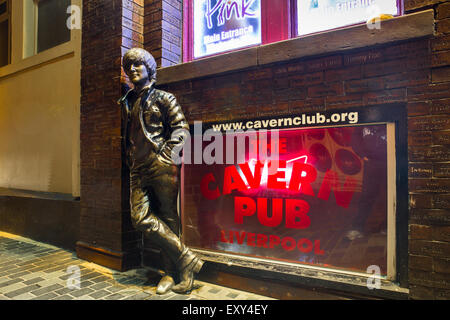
0 2 7 16
193 0 262 59
37 0 71 53
182 124 389 275
0 20 8 67
297 0 399 36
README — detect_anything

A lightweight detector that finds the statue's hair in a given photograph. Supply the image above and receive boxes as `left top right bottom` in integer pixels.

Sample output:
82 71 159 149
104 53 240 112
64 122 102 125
123 48 157 80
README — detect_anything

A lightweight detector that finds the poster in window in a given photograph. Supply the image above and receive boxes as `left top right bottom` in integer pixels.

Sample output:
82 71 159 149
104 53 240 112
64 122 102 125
182 124 389 275
194 0 262 58
297 0 399 36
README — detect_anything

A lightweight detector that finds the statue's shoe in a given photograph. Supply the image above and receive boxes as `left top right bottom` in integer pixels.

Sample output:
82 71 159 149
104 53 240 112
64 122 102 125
156 275 175 295
172 255 204 294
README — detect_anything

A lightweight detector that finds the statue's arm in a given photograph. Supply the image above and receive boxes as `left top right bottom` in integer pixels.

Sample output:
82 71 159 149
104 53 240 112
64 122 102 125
159 92 189 163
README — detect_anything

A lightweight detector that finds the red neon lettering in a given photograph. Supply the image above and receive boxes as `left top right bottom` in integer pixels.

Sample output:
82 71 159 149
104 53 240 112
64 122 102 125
257 233 268 248
317 170 357 208
281 237 296 251
200 173 221 200
285 199 311 229
234 197 256 224
223 166 248 195
239 161 263 189
257 198 283 227
247 232 256 246
220 230 228 243
269 235 280 248
298 238 313 253
234 230 246 245
314 240 325 255
267 160 287 190
288 162 317 196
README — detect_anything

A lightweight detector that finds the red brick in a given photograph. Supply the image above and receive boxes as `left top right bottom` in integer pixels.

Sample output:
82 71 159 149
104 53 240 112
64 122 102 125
433 226 450 242
432 50 450 67
308 82 344 98
434 163 450 178
437 2 450 20
432 130 450 145
409 285 435 300
409 224 433 240
408 131 433 146
410 193 433 208
345 78 384 93
365 88 406 105
432 66 450 83
433 194 450 209
436 18 450 35
432 35 450 52
407 101 431 116
409 163 433 178
409 254 433 270
404 0 441 11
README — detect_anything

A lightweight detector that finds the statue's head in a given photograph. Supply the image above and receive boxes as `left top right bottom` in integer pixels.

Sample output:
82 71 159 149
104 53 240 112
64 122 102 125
123 48 157 85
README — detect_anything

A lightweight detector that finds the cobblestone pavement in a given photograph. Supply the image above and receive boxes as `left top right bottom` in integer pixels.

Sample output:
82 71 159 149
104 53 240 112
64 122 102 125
0 232 274 300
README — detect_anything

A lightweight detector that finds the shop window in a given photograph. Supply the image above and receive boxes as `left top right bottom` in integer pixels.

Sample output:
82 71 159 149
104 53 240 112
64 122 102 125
181 104 408 284
184 0 402 61
0 0 10 67
23 0 71 57
184 0 291 61
296 0 401 36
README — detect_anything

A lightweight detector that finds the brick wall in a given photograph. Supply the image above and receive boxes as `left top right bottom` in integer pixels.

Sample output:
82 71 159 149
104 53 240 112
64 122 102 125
78 0 144 270
144 0 183 67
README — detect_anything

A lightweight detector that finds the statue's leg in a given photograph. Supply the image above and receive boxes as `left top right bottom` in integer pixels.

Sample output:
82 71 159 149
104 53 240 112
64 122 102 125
146 170 204 294
129 172 175 294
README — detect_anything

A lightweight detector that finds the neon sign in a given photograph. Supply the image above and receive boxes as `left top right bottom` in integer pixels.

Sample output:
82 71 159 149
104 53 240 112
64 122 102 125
205 0 258 29
297 0 399 36
194 0 261 58
182 125 389 274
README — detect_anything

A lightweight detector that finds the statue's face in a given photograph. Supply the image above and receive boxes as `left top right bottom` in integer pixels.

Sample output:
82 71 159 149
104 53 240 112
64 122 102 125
126 61 149 85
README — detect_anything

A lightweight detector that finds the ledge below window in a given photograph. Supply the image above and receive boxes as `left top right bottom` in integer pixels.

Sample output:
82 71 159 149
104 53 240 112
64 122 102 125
157 10 434 85
0 187 78 201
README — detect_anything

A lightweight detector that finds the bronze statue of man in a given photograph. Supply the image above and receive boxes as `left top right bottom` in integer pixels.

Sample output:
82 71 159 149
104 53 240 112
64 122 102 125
119 48 203 294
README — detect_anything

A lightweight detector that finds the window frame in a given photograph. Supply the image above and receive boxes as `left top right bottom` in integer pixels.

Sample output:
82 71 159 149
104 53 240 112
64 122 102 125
0 0 11 67
180 103 409 294
183 0 294 62
29 0 72 56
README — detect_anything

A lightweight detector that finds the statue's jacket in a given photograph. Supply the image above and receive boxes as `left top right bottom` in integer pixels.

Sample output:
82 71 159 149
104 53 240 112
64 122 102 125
118 80 189 170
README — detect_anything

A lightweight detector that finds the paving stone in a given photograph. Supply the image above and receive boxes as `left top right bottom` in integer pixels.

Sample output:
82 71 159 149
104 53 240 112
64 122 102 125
30 284 64 296
1 281 26 293
11 292 35 300
54 287 75 296
102 293 125 300
31 292 58 300
89 289 111 300
51 294 74 300
122 292 152 300
5 284 41 298
8 271 31 279
68 287 95 298
90 282 111 291
23 277 46 285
